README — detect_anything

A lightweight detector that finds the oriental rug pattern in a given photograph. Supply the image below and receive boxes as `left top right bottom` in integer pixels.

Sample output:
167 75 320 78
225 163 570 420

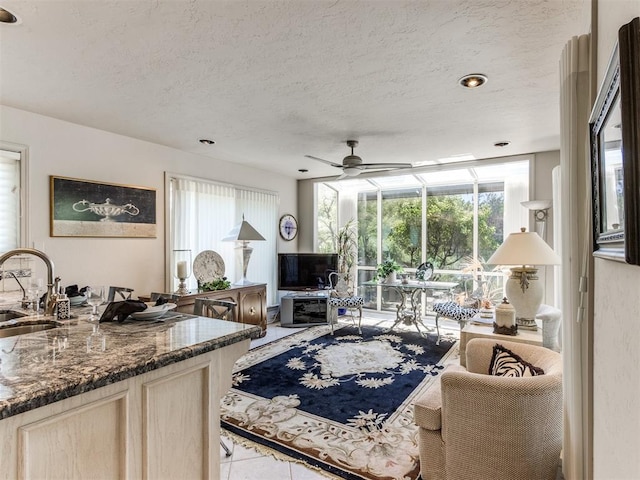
221 324 458 480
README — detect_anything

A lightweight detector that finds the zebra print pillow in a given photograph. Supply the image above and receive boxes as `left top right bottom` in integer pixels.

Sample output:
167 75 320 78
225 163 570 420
489 344 544 377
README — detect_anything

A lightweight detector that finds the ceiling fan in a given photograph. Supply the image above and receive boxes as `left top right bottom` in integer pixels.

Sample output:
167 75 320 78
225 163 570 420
305 140 413 178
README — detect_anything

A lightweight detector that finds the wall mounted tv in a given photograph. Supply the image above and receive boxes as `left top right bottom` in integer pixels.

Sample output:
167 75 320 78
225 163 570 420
278 253 338 291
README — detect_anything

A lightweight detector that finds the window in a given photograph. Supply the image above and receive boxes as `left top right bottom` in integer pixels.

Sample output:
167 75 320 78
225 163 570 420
168 174 279 305
316 183 337 253
0 148 22 254
382 188 423 267
315 159 529 313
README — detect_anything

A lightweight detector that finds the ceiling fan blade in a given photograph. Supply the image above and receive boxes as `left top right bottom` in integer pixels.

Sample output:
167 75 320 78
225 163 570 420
304 155 343 168
359 163 413 170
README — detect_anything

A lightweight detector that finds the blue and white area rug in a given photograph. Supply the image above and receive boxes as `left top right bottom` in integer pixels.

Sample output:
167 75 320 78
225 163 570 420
221 324 459 480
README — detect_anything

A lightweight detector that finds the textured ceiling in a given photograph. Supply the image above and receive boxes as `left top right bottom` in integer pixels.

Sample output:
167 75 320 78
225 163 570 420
0 0 589 179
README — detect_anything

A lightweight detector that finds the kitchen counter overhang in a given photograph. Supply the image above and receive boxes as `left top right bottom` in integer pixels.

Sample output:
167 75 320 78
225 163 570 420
0 312 261 420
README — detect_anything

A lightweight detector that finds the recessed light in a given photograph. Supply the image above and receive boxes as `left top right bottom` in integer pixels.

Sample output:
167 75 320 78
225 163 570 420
494 141 510 147
199 139 215 145
459 74 488 89
0 7 18 23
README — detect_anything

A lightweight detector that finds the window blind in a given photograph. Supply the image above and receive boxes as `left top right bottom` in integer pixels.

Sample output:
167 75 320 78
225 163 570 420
0 150 20 254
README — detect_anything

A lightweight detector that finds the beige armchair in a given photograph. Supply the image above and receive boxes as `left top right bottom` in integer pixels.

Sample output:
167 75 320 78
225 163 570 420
413 338 562 480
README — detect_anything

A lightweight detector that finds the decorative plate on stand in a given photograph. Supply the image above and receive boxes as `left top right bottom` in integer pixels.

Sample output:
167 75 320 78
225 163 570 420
193 250 225 284
416 262 434 281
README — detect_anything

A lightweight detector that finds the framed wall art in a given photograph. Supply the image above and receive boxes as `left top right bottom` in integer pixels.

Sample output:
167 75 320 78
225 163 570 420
590 17 640 265
50 176 157 238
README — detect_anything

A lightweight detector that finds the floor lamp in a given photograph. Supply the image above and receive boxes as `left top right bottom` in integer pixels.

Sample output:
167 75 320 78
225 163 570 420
487 228 561 330
222 215 265 285
521 200 553 242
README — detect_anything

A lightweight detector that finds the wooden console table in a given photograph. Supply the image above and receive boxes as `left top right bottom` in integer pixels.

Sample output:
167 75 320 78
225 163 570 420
142 283 267 337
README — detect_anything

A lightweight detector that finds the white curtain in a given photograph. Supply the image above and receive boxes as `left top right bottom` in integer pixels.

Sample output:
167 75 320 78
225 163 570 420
503 173 529 238
170 177 279 305
171 177 235 292
235 188 279 304
559 34 592 480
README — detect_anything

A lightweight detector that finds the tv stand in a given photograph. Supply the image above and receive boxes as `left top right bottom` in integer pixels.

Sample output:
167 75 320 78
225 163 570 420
280 292 329 327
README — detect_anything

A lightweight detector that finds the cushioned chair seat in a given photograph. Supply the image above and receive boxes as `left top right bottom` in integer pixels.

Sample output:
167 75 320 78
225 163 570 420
432 301 478 344
327 296 365 308
327 294 364 334
327 272 363 334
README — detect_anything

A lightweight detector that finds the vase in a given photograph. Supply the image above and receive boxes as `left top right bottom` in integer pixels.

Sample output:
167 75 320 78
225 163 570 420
385 272 397 284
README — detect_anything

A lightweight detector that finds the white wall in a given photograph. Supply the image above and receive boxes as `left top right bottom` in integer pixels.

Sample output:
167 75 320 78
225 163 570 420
0 105 297 298
592 2 640 479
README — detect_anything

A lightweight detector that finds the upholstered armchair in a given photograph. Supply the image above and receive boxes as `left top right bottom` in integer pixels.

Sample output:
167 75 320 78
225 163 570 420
413 338 563 480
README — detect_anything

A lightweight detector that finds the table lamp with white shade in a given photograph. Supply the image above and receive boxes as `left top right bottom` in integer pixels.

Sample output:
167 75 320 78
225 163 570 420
487 228 561 329
222 215 265 285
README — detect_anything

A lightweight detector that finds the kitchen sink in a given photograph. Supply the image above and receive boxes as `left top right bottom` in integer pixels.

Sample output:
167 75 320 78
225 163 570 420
0 310 28 322
0 320 62 338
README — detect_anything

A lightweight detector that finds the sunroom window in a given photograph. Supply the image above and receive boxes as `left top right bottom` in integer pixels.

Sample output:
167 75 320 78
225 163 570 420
314 159 529 313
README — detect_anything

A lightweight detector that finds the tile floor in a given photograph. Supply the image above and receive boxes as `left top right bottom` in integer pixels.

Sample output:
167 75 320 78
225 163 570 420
219 311 453 480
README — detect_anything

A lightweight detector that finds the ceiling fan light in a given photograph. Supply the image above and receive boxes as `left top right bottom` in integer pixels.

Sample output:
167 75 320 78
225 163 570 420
343 154 362 165
343 167 361 177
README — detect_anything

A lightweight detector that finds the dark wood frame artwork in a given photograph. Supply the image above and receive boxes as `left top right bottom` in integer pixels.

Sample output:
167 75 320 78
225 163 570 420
50 176 157 238
590 17 640 265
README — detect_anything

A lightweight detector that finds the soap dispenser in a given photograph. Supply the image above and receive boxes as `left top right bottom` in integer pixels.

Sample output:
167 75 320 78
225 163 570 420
56 288 70 320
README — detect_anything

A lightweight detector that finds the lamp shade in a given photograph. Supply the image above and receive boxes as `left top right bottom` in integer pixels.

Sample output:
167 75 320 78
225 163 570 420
521 200 553 211
222 215 265 242
487 228 561 266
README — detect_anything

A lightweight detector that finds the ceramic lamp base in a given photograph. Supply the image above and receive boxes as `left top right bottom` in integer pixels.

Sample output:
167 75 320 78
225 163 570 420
505 267 542 331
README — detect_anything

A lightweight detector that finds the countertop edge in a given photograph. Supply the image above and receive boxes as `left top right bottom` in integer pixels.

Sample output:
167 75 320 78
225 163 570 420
0 325 261 420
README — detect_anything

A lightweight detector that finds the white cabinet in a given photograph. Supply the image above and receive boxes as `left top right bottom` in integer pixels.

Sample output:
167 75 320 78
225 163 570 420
0 339 248 480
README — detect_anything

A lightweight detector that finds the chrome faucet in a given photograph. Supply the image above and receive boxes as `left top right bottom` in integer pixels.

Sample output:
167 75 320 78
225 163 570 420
0 248 58 315
2 271 30 308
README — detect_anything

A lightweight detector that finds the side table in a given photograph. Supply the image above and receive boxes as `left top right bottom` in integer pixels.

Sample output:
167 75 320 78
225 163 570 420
459 322 543 367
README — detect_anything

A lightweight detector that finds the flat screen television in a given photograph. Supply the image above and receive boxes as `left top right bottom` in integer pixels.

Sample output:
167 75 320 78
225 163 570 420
278 253 338 291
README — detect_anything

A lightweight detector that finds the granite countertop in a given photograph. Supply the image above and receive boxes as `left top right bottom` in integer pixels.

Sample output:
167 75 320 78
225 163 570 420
0 300 261 420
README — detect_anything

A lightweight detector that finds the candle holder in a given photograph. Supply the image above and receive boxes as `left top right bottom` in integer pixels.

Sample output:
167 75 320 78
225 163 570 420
173 249 192 295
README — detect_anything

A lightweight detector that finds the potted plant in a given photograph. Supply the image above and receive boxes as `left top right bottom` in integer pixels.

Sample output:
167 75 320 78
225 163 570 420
198 277 231 292
335 219 358 287
333 219 358 315
376 259 404 284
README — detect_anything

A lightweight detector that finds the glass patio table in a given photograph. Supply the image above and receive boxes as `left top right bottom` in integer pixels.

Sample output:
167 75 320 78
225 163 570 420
363 280 458 336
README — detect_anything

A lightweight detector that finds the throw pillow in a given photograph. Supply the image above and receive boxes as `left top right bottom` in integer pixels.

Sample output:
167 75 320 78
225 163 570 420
489 344 545 377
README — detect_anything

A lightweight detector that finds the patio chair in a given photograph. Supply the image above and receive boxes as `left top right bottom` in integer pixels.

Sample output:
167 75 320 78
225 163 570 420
327 272 363 334
432 301 479 345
